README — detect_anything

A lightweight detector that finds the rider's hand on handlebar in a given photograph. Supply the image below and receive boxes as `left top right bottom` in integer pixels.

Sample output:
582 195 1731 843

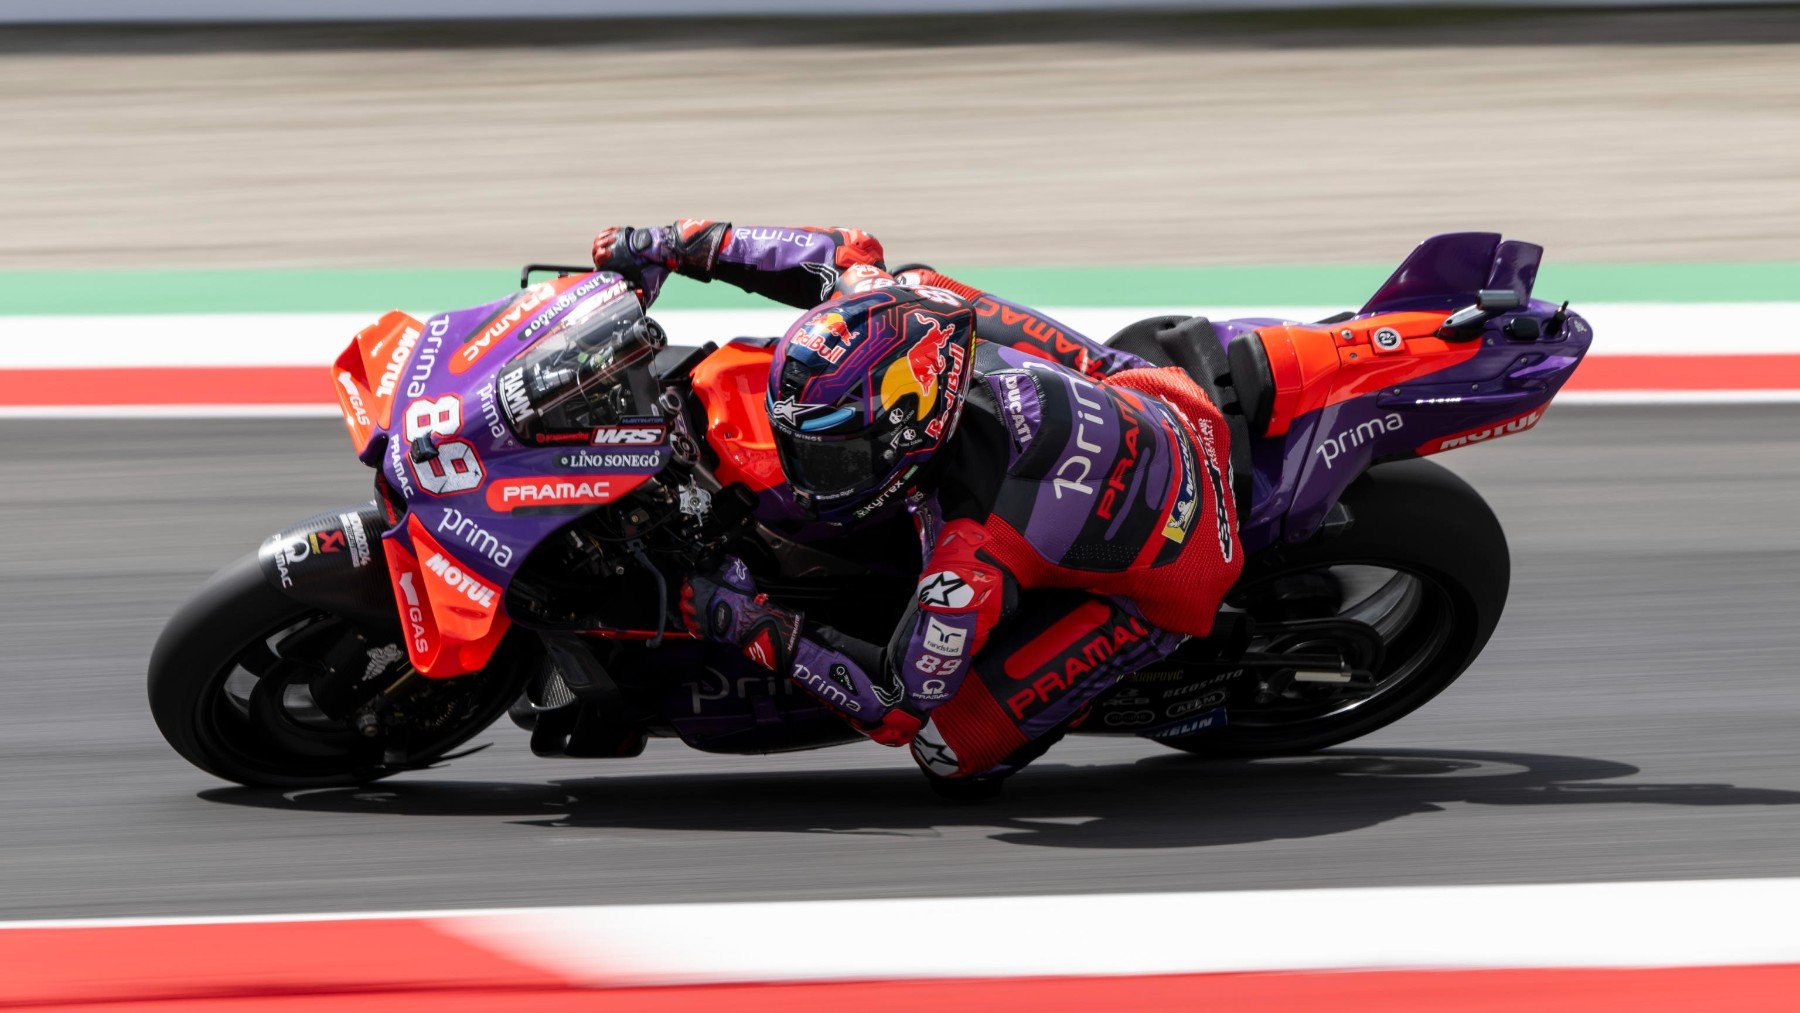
679 557 757 640
591 226 667 279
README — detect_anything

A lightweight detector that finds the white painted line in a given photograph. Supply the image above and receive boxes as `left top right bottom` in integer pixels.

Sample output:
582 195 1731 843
2 302 1794 369
0 404 342 419
2 391 1795 419
6 879 1798 984
1558 389 1800 405
442 878 1800 984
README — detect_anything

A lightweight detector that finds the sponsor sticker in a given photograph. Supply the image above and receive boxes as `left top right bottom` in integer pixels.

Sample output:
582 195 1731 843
1001 612 1151 719
517 274 625 346
451 281 558 375
423 551 498 610
996 371 1037 450
1162 424 1199 544
1146 708 1228 740
923 616 967 657
388 434 416 497
338 512 372 568
373 326 422 399
266 534 297 588
486 476 624 511
1316 412 1404 470
1052 380 1108 500
770 397 854 433
917 571 974 609
910 721 961 776
1165 691 1227 720
336 371 371 429
476 379 508 440
790 310 855 365
1103 710 1157 728
436 507 514 567
397 570 431 655
361 643 405 683
405 317 448 400
497 367 532 425
1422 406 1545 454
554 449 664 470
593 421 666 446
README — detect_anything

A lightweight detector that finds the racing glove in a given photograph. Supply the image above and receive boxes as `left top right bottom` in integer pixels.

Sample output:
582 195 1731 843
679 557 801 672
679 558 923 745
592 222 731 281
591 226 666 280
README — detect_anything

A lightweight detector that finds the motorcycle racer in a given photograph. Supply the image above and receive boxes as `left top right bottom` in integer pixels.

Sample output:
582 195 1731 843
594 221 1243 793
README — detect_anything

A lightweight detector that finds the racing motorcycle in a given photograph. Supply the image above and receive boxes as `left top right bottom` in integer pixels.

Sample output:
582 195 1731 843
148 232 1591 791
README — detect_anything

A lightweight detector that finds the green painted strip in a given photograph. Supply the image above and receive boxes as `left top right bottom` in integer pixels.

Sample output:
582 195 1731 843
2 261 1795 316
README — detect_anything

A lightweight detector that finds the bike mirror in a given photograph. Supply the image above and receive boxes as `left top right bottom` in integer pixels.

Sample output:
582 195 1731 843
520 263 597 288
1477 289 1522 313
1439 303 1489 336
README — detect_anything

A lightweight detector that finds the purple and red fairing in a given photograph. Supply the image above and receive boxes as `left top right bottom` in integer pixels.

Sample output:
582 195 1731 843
1213 232 1591 550
325 232 1590 681
331 270 674 678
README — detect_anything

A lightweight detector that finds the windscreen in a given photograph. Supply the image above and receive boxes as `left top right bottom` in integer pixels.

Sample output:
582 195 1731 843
496 284 664 445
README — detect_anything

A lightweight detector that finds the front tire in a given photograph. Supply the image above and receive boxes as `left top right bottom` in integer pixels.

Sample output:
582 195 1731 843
1161 459 1509 757
148 553 530 787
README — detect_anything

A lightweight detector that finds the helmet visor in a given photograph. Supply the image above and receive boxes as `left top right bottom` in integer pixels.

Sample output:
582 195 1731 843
776 431 882 502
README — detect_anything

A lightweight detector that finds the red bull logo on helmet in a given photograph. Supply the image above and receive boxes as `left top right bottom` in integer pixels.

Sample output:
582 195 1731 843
792 310 854 364
880 312 957 418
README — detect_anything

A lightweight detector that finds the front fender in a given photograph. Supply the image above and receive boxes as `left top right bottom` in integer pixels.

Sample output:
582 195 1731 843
256 502 396 632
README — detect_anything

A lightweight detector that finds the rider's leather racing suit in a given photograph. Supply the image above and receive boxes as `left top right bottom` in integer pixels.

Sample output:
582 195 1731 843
619 221 1244 779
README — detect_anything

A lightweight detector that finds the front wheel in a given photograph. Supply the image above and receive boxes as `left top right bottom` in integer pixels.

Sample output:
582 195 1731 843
1160 459 1510 757
148 553 531 787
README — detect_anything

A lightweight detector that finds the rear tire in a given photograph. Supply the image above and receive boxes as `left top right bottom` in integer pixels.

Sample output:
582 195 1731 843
148 553 529 787
1160 459 1509 757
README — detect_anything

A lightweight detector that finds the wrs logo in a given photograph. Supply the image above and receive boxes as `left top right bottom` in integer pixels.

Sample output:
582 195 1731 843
593 421 666 446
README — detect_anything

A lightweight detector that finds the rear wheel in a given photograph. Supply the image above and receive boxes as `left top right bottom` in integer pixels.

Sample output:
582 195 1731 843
148 553 531 787
1159 459 1509 757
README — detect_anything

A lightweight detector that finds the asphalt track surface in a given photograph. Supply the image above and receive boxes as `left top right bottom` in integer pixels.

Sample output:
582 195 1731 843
1 406 1796 920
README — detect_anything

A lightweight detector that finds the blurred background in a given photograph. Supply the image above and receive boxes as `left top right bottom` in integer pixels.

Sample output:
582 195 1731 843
2 4 1798 996
4 4 1799 269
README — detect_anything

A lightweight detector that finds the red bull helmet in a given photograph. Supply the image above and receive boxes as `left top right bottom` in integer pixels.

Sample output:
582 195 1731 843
767 287 976 522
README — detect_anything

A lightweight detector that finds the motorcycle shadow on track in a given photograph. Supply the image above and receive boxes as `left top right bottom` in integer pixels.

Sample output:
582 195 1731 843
196 747 1800 851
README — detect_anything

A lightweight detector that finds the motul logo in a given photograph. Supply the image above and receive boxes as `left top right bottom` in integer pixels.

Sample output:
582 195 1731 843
1430 408 1545 453
424 552 497 609
374 327 421 397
